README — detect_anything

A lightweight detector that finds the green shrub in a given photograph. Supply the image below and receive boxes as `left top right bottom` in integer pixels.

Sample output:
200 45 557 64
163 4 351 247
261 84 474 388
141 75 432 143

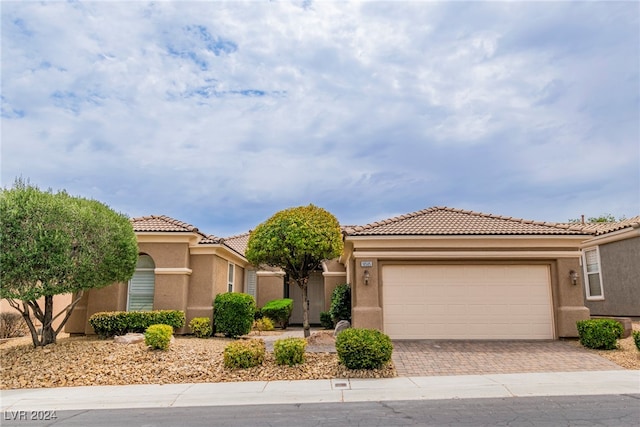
633 331 640 351
260 298 293 329
576 319 624 350
253 317 275 332
144 324 173 350
320 311 333 329
89 310 185 338
329 284 351 324
335 328 393 370
213 293 256 338
223 339 265 369
274 337 307 366
189 317 212 338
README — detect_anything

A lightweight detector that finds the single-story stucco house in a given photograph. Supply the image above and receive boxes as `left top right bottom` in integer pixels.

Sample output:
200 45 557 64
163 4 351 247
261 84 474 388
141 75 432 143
578 216 640 318
62 206 640 340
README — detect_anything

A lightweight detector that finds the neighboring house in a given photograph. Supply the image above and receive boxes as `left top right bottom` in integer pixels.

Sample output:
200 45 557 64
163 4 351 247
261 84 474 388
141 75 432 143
64 207 637 339
578 217 640 318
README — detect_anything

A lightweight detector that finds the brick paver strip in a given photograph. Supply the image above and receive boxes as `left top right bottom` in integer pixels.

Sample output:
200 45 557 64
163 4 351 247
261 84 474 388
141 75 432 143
392 340 623 376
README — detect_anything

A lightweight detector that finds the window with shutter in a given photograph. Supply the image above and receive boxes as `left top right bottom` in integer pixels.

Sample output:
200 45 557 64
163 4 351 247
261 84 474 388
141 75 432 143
128 254 155 311
246 270 257 299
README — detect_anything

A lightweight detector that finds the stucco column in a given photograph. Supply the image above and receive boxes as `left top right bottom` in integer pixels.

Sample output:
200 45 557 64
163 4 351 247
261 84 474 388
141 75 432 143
352 259 383 331
554 258 590 337
154 272 190 334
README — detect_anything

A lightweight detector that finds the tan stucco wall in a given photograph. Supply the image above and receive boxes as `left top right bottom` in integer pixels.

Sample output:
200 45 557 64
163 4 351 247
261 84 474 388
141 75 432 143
345 235 590 339
186 254 216 325
256 274 284 308
552 258 590 337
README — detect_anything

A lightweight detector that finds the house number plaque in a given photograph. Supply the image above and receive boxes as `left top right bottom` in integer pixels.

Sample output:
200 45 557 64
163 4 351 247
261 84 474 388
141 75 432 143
360 261 373 267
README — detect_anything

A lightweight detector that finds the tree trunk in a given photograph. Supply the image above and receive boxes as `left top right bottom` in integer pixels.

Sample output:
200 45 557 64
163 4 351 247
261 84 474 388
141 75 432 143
301 281 310 338
41 295 56 346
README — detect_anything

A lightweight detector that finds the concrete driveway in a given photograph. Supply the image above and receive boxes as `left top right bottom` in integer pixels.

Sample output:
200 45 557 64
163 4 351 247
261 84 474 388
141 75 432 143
392 340 623 376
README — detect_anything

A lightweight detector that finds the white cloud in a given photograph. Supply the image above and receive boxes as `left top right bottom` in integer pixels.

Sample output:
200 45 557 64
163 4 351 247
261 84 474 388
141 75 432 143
2 1 638 236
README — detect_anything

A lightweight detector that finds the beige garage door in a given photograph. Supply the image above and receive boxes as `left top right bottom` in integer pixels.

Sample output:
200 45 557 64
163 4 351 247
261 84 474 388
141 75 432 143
382 265 554 340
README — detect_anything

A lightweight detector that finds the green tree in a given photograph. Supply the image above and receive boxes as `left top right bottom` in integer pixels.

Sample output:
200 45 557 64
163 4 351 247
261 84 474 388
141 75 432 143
245 204 343 338
0 179 138 347
569 213 626 223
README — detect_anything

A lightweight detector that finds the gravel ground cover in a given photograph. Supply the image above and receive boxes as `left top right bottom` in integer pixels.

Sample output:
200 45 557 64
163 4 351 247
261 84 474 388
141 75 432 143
0 330 393 390
1 325 637 390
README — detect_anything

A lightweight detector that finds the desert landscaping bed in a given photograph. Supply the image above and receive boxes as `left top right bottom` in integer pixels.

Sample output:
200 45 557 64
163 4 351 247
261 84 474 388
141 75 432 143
1 326 638 390
0 331 394 390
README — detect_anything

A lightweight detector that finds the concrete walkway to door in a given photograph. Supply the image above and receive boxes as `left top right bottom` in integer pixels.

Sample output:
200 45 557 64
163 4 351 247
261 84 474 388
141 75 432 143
392 340 624 377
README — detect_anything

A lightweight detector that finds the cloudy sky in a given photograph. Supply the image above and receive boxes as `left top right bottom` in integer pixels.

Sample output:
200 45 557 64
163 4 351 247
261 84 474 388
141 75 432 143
2 1 639 237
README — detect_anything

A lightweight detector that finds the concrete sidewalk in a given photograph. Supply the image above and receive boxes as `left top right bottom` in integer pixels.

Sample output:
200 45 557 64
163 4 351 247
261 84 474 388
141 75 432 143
2 370 638 412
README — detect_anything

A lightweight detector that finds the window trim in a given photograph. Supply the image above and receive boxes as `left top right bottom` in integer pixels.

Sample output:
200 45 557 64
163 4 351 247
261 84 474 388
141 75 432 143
582 246 605 301
228 262 235 293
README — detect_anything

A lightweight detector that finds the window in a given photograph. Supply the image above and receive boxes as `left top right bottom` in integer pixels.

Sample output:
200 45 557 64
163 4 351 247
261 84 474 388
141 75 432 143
583 247 604 300
228 262 235 293
128 254 155 311
246 270 257 300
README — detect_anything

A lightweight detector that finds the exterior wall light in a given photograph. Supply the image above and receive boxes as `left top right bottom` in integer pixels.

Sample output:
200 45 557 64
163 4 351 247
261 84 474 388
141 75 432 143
569 270 579 285
363 270 370 285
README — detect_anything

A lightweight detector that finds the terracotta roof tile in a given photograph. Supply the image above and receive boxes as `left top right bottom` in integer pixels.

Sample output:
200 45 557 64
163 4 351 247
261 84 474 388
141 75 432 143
222 232 250 256
344 207 591 236
577 216 640 236
131 215 222 243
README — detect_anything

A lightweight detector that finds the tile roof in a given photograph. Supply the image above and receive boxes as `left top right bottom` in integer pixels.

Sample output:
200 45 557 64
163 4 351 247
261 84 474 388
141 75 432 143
222 232 250 256
344 207 591 236
131 215 222 243
577 216 640 236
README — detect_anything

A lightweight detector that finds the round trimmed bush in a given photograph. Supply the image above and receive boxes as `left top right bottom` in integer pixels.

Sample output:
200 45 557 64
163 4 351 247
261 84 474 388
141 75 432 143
261 299 293 329
223 339 265 369
335 328 393 370
213 293 256 338
144 324 173 350
189 317 212 338
253 317 275 332
274 337 307 366
576 319 624 350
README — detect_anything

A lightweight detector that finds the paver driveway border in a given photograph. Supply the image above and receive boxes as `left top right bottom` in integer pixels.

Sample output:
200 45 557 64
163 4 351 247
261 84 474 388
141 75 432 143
392 340 623 377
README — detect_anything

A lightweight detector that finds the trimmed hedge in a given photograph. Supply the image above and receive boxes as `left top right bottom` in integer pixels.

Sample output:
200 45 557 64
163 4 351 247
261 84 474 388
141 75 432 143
274 337 307 366
633 331 640 351
261 298 293 329
576 319 623 350
223 339 265 369
144 324 173 350
329 284 351 324
89 310 185 338
335 328 393 370
214 293 256 338
189 317 212 338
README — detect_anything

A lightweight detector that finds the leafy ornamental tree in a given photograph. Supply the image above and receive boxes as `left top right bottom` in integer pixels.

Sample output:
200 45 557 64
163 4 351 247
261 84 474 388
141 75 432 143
569 214 626 223
0 180 138 347
245 204 343 338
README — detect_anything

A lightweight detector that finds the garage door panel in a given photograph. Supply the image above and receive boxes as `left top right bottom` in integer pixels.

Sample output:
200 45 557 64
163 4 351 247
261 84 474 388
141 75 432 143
382 265 554 340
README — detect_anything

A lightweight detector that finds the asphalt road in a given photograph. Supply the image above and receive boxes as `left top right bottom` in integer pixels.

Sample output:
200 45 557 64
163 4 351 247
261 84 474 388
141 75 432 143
3 394 639 427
